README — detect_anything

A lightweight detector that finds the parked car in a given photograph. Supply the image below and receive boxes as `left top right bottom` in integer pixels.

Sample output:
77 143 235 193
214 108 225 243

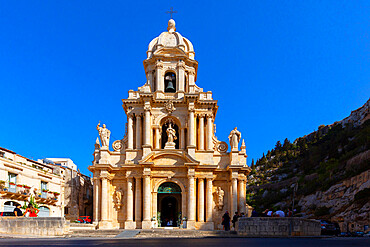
0 212 15 216
351 231 365 237
76 216 92 224
320 220 341 235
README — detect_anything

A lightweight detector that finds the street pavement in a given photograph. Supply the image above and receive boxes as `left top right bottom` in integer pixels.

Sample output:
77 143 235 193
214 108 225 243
0 237 369 247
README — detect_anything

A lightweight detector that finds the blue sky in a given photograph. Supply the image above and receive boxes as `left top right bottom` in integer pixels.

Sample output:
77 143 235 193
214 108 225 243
0 1 369 175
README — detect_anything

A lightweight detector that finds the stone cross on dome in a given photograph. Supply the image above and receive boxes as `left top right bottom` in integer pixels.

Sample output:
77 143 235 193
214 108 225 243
166 7 177 19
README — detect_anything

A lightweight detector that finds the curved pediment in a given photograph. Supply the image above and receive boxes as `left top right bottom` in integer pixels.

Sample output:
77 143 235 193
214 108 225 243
140 150 199 166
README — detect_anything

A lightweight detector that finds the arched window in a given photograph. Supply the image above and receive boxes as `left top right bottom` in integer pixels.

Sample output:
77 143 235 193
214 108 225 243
4 201 17 212
38 206 50 217
164 72 176 92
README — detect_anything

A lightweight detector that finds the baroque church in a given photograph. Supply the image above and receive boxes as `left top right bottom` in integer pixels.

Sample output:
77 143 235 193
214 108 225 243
89 19 251 230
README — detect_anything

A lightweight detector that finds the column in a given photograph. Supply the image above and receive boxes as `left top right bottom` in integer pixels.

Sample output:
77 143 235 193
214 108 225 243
143 175 151 221
198 115 205 150
206 115 213 151
126 178 134 222
180 128 185 149
143 108 151 146
135 115 142 149
155 127 160 149
93 178 100 222
238 179 246 213
197 178 204 222
188 111 195 147
101 177 108 221
135 177 142 222
188 175 196 222
156 63 163 91
177 62 185 92
127 115 134 149
231 178 238 214
206 178 213 222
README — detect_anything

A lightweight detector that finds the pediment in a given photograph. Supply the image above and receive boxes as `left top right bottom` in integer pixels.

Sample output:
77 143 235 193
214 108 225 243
139 150 199 166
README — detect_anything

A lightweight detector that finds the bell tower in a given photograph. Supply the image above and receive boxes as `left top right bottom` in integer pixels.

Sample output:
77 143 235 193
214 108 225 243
142 19 200 99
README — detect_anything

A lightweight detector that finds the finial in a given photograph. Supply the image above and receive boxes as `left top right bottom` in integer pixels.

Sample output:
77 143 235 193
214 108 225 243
241 139 246 149
167 19 176 33
95 137 100 145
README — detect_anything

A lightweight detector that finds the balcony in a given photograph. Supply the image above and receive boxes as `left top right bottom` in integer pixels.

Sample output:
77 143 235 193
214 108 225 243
0 184 59 205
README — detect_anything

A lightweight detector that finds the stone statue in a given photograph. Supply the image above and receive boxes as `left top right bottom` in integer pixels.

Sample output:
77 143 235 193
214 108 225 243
215 187 224 210
228 127 241 151
97 122 111 148
164 122 177 149
114 189 123 209
166 122 177 143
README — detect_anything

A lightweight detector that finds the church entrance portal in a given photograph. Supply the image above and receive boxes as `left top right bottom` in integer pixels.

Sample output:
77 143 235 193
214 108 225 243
157 182 182 227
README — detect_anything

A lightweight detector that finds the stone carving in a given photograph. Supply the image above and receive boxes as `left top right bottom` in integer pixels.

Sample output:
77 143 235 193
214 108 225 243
165 122 177 149
215 187 224 210
165 100 176 114
114 189 123 209
216 141 228 153
112 140 123 151
228 127 241 151
97 122 111 148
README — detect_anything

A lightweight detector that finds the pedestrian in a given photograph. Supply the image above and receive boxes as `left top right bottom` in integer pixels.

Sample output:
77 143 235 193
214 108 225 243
222 211 231 231
287 208 293 217
25 204 39 217
261 209 269 217
232 212 239 230
251 209 259 217
275 208 285 217
13 203 23 217
267 209 273 217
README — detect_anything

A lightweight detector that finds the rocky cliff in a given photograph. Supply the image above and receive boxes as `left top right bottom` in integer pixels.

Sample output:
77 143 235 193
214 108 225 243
247 98 370 232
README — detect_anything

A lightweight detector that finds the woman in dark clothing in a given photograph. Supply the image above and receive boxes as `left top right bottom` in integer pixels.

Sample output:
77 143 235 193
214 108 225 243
222 211 231 231
13 204 23 217
232 212 239 229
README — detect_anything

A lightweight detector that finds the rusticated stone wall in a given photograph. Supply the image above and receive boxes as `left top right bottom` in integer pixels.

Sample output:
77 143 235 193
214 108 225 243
236 217 320 237
0 217 70 236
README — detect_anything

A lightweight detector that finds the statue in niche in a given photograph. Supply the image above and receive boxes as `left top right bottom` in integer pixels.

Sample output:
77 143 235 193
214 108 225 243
97 122 111 148
215 187 225 210
164 122 177 149
114 189 123 209
228 127 241 151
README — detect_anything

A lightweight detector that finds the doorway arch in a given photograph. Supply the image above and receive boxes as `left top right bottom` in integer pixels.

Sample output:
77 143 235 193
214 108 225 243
157 182 182 227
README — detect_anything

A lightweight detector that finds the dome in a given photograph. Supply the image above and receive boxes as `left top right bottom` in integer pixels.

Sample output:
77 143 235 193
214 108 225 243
147 19 195 59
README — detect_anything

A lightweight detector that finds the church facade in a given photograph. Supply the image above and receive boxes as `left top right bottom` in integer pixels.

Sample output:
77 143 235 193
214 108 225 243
89 19 251 230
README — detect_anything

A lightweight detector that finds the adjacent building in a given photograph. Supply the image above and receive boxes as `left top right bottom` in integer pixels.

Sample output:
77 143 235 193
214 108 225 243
0 148 93 220
0 147 64 217
89 19 251 230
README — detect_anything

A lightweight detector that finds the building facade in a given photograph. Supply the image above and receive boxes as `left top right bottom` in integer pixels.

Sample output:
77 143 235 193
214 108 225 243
89 19 250 230
40 158 93 221
0 147 64 217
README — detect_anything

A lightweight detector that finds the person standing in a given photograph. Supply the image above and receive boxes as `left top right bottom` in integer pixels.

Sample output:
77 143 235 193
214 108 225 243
13 203 23 217
222 211 231 231
232 212 239 230
25 204 39 217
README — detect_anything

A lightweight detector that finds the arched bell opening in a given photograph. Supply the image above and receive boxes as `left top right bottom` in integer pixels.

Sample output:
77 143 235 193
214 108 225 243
164 72 176 92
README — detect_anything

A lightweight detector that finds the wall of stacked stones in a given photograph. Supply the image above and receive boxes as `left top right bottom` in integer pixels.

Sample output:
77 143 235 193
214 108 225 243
0 217 70 236
236 217 321 237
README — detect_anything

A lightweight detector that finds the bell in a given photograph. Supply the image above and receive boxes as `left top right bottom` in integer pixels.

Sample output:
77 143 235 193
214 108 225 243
166 80 176 92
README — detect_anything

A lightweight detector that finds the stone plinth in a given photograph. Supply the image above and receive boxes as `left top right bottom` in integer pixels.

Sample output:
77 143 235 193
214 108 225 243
236 217 321 237
0 217 70 236
164 142 176 149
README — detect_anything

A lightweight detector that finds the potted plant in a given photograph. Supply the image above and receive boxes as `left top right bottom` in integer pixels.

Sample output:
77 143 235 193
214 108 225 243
9 182 16 186
16 184 23 188
53 192 60 196
42 189 48 192
23 185 31 189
